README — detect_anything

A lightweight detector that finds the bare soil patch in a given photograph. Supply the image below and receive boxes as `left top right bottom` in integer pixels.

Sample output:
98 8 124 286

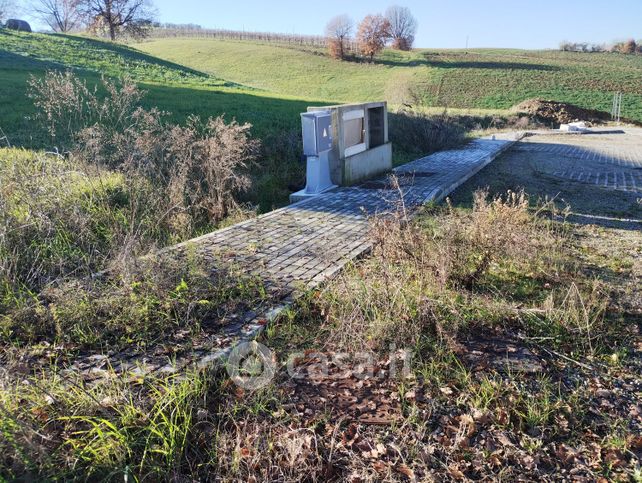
513 99 613 126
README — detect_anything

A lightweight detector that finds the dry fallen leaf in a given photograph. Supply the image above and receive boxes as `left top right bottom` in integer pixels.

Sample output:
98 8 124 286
629 435 642 450
440 386 454 396
447 464 466 480
372 460 388 474
394 463 416 480
555 444 577 465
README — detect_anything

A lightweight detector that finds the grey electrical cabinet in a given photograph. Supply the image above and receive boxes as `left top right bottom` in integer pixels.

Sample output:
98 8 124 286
301 111 332 156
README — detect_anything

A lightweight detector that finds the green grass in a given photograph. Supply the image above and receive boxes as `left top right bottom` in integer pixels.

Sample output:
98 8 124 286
134 38 642 121
0 30 328 147
3 30 642 148
134 38 411 102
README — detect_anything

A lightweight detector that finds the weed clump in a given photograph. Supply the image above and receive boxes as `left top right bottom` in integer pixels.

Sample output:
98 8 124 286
28 72 259 228
314 188 617 355
388 110 467 160
1 72 261 348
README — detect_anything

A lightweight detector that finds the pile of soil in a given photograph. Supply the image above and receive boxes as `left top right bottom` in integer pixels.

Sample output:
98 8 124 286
512 99 611 126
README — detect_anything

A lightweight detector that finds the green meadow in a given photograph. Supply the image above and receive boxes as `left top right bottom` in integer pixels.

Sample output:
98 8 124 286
2 30 642 150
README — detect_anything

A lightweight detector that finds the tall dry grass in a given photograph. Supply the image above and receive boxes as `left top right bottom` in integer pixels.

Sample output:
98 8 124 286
318 188 568 352
1 72 261 347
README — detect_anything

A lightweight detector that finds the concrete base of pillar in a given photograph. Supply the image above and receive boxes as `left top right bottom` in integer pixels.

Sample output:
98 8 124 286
289 185 338 204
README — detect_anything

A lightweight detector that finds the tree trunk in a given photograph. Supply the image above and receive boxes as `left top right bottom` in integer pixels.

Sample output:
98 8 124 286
106 0 116 41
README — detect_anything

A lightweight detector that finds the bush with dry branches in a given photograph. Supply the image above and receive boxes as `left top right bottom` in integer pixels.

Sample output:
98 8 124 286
28 71 259 236
166 116 259 232
319 188 566 351
28 71 145 153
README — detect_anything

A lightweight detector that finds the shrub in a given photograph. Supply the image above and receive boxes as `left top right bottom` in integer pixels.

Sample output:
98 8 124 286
391 37 412 51
621 39 637 54
28 71 259 233
444 190 542 289
166 115 259 232
611 39 637 54
317 189 564 351
559 41 606 53
28 72 144 152
388 109 467 159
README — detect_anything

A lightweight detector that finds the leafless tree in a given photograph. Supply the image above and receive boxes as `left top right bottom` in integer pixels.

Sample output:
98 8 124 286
325 14 353 60
385 5 418 51
31 0 82 32
79 0 155 40
356 14 391 62
0 0 17 22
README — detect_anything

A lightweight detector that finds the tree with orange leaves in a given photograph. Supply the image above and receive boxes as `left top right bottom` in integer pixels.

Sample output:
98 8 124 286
356 14 391 62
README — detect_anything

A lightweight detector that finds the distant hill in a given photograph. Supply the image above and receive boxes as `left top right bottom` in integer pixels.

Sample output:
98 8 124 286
0 31 318 147
2 30 642 148
135 38 642 121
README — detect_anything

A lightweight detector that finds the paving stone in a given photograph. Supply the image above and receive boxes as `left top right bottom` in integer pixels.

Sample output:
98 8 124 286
514 129 642 193
15 134 523 383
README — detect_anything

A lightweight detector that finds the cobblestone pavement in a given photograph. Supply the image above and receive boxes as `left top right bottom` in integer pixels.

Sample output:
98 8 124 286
19 128 642 382
514 129 642 193
8 134 522 381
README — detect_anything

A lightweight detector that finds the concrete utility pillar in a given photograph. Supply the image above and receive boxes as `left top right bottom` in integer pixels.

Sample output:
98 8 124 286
291 102 393 203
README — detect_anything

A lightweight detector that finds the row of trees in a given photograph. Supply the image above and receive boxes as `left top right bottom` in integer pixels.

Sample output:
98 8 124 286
9 0 155 40
7 0 418 56
326 6 418 61
560 39 642 54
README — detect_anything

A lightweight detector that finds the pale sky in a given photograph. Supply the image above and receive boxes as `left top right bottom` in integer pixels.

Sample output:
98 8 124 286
19 0 642 49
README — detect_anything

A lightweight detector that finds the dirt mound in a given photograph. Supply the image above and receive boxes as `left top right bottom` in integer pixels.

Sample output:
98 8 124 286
512 99 611 126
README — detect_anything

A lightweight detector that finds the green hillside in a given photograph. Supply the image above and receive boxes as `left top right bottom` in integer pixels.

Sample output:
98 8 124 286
134 38 409 102
0 30 324 147
3 30 642 149
135 38 642 121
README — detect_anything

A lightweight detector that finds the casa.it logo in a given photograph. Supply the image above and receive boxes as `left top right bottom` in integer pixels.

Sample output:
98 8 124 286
225 341 412 391
226 341 277 390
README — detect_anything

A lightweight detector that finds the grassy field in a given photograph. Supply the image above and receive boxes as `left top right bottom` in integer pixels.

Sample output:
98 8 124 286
134 38 642 121
1 30 641 481
3 30 642 150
